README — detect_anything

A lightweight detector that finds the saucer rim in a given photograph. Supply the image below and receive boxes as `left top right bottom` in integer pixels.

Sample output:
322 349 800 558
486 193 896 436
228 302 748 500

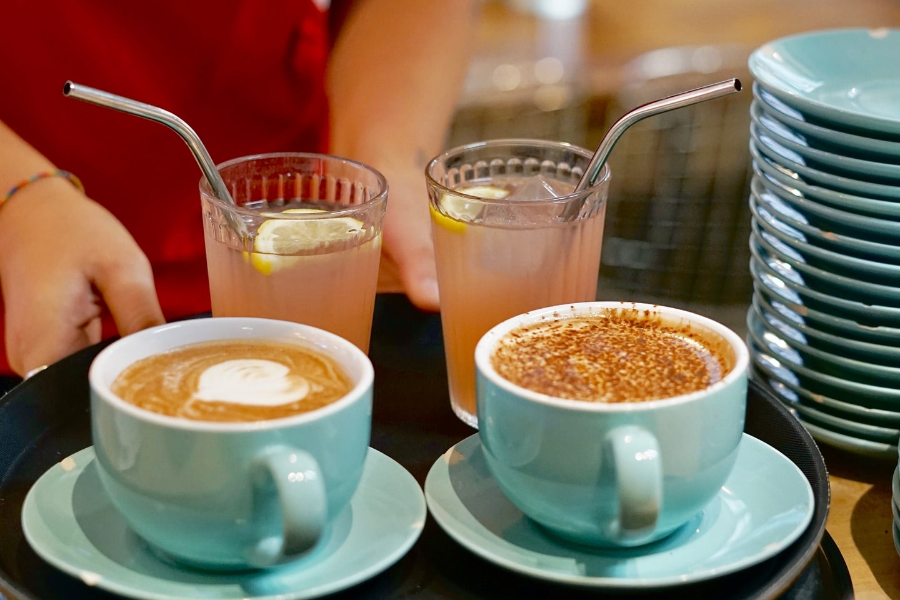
751 364 900 442
21 446 425 600
424 432 815 589
753 202 900 280
750 239 900 328
744 310 900 403
748 300 900 383
753 258 900 361
750 189 900 265
750 259 900 361
891 467 899 508
752 224 900 304
751 131 900 201
798 418 898 459
748 28 900 135
750 269 900 344
752 357 900 427
753 83 900 159
751 157 900 236
750 104 900 181
751 149 900 222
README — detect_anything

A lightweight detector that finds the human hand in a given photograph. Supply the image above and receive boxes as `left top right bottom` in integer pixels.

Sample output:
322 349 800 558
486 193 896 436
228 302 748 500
0 178 164 376
376 163 440 312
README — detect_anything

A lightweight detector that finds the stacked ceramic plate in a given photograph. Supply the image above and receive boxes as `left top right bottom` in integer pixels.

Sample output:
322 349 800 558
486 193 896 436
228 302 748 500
893 460 900 555
746 28 900 460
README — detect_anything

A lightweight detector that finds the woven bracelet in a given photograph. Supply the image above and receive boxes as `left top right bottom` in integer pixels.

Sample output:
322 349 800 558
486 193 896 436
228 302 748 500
1 170 85 205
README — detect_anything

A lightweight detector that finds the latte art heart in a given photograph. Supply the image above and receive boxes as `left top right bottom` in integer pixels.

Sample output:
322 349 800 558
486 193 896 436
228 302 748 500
111 340 352 422
194 359 312 406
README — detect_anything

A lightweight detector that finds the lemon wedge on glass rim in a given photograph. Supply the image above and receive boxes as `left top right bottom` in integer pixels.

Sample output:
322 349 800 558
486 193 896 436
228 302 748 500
431 185 509 234
246 208 366 275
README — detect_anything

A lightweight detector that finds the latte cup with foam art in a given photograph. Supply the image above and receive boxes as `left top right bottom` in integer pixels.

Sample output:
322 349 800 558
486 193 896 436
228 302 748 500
89 317 372 570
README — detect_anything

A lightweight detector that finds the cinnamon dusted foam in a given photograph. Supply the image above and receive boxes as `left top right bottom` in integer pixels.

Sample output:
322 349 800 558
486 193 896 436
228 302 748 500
491 308 733 403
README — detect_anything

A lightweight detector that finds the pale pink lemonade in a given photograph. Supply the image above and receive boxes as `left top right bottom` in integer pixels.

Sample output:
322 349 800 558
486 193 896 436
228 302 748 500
432 178 606 424
204 211 381 352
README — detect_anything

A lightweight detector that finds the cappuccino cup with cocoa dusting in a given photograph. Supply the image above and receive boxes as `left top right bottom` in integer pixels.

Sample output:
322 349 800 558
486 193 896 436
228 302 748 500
474 302 749 548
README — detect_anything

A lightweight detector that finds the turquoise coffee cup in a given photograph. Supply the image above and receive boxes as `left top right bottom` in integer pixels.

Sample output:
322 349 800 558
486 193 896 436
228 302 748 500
89 317 373 570
475 302 749 547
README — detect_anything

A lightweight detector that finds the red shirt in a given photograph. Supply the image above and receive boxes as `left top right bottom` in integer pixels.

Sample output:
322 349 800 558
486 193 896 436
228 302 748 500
1 0 330 374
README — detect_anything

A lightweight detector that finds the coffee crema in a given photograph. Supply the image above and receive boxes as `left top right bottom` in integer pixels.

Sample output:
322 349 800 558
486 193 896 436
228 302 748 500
111 340 352 422
491 309 733 403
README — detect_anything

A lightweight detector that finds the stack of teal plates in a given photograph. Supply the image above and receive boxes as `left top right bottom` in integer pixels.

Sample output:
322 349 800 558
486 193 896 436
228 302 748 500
746 28 900 459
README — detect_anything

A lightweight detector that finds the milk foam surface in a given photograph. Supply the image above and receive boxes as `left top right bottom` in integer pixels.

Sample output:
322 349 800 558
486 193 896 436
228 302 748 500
111 340 352 422
194 359 311 406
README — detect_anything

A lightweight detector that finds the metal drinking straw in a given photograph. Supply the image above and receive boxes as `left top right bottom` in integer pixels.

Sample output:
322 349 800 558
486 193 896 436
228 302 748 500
575 78 743 192
62 81 246 233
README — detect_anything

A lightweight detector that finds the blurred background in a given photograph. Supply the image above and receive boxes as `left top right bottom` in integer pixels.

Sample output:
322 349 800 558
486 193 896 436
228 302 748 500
446 0 900 335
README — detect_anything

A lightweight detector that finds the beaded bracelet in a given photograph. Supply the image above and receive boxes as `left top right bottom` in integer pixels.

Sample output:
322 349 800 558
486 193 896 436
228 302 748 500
1 170 85 205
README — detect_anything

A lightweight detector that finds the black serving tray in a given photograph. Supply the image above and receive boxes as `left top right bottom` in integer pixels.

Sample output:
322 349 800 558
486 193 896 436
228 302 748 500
0 296 852 600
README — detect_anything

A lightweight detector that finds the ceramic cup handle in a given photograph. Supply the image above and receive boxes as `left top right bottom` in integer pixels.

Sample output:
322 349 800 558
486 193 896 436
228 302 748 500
247 446 327 567
605 425 661 544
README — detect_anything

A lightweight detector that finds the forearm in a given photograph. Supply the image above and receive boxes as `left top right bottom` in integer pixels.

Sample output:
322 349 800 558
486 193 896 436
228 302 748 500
326 0 479 170
0 121 78 250
0 120 58 195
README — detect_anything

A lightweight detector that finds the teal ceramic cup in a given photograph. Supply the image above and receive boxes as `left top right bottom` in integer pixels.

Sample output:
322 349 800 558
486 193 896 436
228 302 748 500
475 302 749 548
89 318 373 570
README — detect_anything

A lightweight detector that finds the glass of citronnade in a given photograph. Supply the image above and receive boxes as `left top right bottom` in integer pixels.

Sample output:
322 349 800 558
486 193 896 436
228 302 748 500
474 301 749 547
426 139 611 428
201 153 387 353
89 317 373 570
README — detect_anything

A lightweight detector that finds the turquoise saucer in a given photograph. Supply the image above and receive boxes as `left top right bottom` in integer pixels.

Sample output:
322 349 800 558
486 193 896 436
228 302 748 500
752 366 899 444
753 292 900 367
751 273 900 348
893 522 900 558
753 226 900 305
754 83 900 161
751 160 900 236
893 468 900 508
752 361 900 430
752 127 900 200
424 433 814 589
752 187 900 264
800 418 897 460
21 447 425 600
749 302 900 387
749 29 900 136
754 205 900 284
746 329 900 407
892 469 900 515
753 218 900 293
751 108 900 183
784 395 899 445
750 239 900 325
752 151 900 222
753 227 900 308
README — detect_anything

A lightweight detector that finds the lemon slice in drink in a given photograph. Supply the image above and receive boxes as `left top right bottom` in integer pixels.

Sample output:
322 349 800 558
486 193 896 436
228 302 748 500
430 185 509 233
248 208 365 275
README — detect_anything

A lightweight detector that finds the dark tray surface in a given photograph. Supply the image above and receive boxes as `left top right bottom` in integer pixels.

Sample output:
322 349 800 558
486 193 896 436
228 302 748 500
0 296 851 600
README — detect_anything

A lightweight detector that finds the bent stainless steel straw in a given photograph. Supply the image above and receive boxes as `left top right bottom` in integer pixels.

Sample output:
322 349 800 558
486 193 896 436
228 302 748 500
575 78 743 192
63 81 239 213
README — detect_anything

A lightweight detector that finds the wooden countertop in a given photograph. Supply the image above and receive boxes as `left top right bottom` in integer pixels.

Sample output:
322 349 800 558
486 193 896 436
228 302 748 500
823 446 900 599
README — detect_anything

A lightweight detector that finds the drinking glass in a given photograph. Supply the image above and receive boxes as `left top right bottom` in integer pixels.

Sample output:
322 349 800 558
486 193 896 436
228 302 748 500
425 139 611 427
201 153 387 352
